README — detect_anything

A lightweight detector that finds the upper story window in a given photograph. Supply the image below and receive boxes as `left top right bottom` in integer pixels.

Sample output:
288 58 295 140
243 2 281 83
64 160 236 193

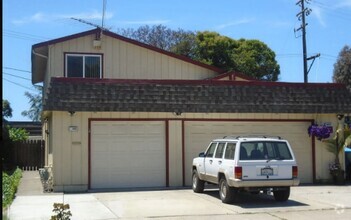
65 53 102 78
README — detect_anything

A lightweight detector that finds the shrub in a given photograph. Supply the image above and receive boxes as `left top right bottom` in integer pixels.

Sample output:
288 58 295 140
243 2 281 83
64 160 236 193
2 168 22 208
51 203 72 220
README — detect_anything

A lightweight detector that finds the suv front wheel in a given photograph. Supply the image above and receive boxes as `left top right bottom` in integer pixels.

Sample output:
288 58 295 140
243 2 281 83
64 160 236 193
219 178 236 203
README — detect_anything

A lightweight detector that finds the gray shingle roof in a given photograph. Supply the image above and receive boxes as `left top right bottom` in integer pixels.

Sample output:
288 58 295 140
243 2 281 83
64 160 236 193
44 78 351 114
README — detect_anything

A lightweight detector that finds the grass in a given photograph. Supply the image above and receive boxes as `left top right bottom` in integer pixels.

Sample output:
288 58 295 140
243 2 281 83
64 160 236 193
2 167 22 209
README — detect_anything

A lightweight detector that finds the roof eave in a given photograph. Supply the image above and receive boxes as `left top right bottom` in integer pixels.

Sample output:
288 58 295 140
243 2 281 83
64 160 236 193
31 45 48 84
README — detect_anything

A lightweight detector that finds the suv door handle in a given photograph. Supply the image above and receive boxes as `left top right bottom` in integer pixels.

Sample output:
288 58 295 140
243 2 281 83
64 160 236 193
218 160 222 164
209 160 213 164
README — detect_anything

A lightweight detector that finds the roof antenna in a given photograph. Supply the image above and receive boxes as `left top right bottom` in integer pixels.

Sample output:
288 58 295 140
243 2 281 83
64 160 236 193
70 0 110 33
102 0 107 29
70 18 109 32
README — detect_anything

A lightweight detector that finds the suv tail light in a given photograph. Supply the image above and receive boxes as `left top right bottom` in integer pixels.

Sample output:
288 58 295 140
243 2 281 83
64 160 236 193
235 166 242 179
292 166 298 178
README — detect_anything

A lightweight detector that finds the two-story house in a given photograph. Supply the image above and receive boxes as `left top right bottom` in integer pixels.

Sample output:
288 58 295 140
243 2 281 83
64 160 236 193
32 28 351 192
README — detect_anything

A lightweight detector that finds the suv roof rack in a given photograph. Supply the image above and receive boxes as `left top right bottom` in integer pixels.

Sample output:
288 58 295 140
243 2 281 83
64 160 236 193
222 135 282 140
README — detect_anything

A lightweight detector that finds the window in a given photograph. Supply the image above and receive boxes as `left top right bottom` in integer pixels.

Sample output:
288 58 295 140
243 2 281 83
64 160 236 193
206 143 217 158
239 141 293 160
215 143 226 158
65 54 102 78
276 143 293 160
224 143 236 160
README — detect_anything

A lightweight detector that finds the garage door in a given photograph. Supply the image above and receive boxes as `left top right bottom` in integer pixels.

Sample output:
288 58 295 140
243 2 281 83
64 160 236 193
184 121 312 185
91 121 166 189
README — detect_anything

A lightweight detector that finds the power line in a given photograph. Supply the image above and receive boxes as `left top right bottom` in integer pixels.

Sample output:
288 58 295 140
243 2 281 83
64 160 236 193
3 29 50 42
3 72 31 81
276 53 301 57
312 1 351 18
3 67 31 73
3 78 37 92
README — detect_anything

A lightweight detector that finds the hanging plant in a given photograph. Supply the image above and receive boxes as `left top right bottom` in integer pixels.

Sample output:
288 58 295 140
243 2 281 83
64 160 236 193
308 124 333 141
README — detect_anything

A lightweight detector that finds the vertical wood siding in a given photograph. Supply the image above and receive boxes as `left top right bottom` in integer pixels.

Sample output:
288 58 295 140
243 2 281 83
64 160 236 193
47 34 218 81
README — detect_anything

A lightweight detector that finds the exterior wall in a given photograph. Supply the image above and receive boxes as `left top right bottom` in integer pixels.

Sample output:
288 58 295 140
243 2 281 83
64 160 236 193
48 111 340 192
46 34 217 83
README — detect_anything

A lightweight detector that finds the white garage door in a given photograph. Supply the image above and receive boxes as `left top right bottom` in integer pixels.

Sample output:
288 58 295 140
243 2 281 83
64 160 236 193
91 121 166 189
184 121 312 185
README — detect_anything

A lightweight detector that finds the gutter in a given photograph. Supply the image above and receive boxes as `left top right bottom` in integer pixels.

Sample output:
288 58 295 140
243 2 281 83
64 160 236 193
32 49 48 59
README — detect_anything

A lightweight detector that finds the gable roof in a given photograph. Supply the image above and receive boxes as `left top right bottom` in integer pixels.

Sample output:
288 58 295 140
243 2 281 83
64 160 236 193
43 77 351 114
31 28 224 84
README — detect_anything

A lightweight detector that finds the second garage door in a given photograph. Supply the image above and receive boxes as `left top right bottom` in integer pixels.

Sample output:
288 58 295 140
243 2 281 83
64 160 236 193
184 121 312 185
90 121 166 189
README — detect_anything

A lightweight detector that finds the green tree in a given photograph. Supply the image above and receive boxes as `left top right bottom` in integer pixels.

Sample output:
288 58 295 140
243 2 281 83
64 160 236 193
3 99 13 120
117 24 196 57
333 45 351 92
194 31 238 70
193 32 280 81
233 39 280 81
21 85 42 122
7 126 29 142
118 25 280 81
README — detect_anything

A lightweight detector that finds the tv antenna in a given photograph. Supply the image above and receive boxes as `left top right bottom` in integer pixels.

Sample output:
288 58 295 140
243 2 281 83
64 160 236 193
70 17 109 31
70 0 110 32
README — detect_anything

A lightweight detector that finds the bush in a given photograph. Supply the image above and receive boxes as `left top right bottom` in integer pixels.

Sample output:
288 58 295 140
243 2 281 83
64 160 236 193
51 203 72 220
2 168 22 208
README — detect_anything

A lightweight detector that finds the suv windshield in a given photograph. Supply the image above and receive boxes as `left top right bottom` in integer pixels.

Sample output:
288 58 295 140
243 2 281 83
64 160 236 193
239 141 292 160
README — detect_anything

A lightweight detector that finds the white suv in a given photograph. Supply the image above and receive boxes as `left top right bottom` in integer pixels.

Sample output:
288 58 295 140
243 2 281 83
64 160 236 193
192 136 300 203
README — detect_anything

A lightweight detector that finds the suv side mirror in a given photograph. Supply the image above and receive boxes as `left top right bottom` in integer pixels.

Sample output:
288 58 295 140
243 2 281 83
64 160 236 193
198 152 205 157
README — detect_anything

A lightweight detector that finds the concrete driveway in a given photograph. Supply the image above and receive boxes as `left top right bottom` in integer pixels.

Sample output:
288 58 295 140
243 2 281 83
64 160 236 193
6 171 351 220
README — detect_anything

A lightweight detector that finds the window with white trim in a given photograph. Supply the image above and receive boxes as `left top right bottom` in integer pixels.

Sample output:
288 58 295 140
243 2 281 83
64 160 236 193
65 54 102 78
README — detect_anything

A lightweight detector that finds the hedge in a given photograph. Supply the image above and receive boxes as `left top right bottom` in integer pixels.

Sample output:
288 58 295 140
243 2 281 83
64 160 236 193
2 168 22 208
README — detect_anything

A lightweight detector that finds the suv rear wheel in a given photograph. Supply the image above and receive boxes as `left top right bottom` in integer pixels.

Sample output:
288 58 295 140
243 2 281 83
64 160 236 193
219 178 236 203
192 169 204 193
273 187 290 202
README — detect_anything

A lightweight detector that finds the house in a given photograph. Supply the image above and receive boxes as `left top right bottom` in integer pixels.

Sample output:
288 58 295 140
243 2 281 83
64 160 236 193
32 28 351 192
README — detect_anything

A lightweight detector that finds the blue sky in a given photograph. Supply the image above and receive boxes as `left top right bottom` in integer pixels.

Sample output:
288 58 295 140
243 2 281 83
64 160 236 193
3 0 351 121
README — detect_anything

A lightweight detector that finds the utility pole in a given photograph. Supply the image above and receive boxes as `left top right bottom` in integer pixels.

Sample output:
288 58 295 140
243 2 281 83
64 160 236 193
296 0 321 83
296 0 311 83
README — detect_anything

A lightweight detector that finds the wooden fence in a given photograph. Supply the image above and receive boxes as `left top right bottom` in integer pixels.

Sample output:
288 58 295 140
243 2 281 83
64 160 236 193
12 140 45 171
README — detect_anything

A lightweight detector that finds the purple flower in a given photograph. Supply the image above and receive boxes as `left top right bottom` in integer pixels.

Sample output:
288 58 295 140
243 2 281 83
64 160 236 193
308 124 333 140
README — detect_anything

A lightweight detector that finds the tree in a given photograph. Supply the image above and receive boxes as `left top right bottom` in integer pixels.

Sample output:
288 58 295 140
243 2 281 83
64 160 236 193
21 85 43 122
193 32 280 81
233 39 280 81
7 126 29 142
333 45 351 92
3 99 13 120
118 25 281 81
194 31 238 70
117 24 196 57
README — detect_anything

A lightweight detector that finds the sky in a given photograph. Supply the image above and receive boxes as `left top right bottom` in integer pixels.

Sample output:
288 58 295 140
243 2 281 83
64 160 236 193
3 0 351 121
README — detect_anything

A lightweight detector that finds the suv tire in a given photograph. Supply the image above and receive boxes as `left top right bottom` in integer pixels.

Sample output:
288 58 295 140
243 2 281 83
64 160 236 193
192 169 204 193
219 178 236 203
273 187 290 202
